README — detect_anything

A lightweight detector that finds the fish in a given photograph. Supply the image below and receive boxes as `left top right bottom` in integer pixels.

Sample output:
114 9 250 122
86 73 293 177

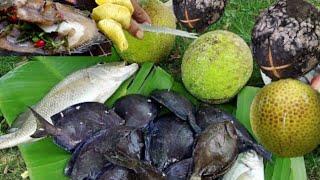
0 0 111 55
0 62 139 149
222 150 264 180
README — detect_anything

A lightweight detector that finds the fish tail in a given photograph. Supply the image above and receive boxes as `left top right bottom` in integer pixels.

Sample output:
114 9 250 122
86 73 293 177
0 130 33 149
29 107 59 138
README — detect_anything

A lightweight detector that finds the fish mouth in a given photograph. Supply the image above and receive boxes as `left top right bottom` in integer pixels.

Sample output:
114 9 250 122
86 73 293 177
0 0 111 56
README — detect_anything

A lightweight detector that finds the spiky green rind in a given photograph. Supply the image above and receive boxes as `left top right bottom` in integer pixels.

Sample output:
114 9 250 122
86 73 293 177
117 0 176 63
182 30 253 104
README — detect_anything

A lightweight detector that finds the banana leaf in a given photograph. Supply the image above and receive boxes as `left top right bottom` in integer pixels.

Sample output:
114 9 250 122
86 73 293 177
236 86 307 180
0 57 177 180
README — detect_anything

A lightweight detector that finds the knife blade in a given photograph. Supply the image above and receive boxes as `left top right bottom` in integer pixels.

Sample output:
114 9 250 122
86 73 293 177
139 24 198 39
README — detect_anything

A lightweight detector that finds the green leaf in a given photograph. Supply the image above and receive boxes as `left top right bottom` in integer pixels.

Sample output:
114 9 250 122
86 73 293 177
290 157 307 180
265 160 275 180
272 158 291 180
236 86 260 136
127 62 154 94
139 66 174 96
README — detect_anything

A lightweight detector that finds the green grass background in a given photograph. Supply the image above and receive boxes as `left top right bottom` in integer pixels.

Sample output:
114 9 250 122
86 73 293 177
0 0 319 179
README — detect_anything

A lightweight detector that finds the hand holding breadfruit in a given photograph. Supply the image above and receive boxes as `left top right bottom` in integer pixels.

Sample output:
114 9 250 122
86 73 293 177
92 0 151 51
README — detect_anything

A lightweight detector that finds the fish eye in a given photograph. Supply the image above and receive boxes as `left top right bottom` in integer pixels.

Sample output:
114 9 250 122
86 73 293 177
98 62 105 65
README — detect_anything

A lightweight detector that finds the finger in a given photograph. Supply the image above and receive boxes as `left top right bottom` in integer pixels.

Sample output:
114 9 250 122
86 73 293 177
92 3 131 29
131 0 152 24
95 0 134 14
128 19 144 39
98 19 128 51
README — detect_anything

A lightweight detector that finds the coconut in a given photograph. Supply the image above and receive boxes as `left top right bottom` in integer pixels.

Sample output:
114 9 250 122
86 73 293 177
252 0 320 80
173 0 227 32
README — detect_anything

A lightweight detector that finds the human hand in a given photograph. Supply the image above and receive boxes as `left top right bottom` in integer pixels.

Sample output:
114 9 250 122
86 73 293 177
92 0 151 51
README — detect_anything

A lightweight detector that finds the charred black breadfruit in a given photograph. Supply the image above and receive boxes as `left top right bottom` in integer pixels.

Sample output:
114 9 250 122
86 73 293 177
191 122 238 179
95 164 137 180
164 158 193 180
145 115 195 171
252 0 320 80
114 94 158 128
65 126 144 180
196 106 272 160
173 0 227 32
30 102 124 152
150 90 201 133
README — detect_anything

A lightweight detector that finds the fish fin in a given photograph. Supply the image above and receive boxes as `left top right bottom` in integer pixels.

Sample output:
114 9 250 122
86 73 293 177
28 107 59 138
187 114 202 134
238 137 273 161
252 143 273 161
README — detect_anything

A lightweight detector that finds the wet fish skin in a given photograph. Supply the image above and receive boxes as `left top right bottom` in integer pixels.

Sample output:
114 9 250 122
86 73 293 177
0 62 139 149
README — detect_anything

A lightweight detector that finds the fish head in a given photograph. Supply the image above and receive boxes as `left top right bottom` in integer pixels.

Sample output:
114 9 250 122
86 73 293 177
87 62 139 82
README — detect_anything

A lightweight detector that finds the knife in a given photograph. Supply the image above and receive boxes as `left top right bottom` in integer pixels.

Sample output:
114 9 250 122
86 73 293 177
139 24 199 39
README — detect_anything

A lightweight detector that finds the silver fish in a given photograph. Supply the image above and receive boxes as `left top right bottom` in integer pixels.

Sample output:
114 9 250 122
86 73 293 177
0 62 139 149
222 150 264 180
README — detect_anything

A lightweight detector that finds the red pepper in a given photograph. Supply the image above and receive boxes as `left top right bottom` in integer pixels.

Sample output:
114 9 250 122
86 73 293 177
8 15 18 23
34 40 46 48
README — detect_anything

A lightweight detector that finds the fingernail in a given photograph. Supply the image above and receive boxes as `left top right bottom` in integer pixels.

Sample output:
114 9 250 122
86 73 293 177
143 22 151 26
136 30 144 39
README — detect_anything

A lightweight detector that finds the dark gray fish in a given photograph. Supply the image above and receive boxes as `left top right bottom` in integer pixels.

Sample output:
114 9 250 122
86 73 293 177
114 94 158 129
64 130 110 180
191 122 238 180
145 115 194 171
164 158 193 180
65 126 164 180
29 103 124 152
95 164 136 180
150 90 201 133
196 106 272 160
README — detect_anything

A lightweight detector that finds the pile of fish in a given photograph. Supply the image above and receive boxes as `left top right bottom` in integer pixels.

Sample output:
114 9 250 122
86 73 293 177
0 0 110 55
29 90 271 180
0 62 139 149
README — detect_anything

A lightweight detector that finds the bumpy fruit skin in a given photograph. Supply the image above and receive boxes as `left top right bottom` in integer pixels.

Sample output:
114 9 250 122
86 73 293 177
117 0 176 63
252 0 320 80
173 0 227 32
250 79 320 157
181 30 253 104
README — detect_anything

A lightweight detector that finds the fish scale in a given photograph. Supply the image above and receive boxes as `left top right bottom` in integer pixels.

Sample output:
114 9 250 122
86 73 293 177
0 62 139 149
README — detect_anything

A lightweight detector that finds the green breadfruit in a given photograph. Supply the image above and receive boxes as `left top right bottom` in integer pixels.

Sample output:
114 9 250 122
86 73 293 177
182 30 253 104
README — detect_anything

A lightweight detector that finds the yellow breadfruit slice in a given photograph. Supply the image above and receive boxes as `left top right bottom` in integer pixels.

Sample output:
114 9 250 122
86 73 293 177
98 19 128 51
92 3 131 29
95 0 134 14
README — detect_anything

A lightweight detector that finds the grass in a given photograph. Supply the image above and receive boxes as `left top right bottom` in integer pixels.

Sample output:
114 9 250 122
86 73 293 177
0 0 319 180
